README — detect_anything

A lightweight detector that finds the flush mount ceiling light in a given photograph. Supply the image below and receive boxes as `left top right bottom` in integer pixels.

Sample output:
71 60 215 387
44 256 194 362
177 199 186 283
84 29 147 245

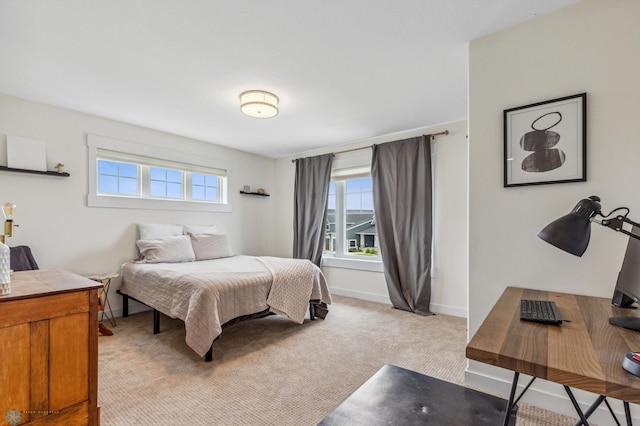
239 90 279 118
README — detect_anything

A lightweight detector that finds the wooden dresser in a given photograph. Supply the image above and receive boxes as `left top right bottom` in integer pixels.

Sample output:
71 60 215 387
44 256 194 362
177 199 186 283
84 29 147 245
0 269 102 425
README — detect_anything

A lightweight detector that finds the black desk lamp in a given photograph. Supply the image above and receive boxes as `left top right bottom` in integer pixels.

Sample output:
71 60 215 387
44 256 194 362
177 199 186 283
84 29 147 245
538 195 640 257
539 196 640 377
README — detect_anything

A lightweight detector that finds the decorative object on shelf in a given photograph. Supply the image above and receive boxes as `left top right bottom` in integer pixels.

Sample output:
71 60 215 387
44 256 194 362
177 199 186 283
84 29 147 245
7 135 47 171
56 162 65 173
504 93 586 187
0 240 10 295
239 90 279 118
257 188 266 195
243 185 250 192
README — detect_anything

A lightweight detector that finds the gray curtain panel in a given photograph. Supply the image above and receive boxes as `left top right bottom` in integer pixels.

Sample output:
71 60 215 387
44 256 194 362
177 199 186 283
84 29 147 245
293 154 334 266
372 135 433 315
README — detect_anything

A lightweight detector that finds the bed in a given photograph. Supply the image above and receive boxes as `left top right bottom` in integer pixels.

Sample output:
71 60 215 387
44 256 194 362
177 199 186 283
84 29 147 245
118 223 331 362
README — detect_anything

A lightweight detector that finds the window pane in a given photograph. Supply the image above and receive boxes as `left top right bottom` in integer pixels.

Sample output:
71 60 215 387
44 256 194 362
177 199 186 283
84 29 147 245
327 182 336 211
150 181 166 197
98 175 118 193
167 170 182 183
191 173 219 203
150 167 166 181
98 160 139 196
346 179 361 193
119 177 138 195
205 188 218 201
332 176 378 258
205 175 218 187
119 163 138 178
98 160 117 175
362 192 374 210
361 178 372 191
192 173 205 186
192 185 205 200
346 193 361 210
167 183 182 198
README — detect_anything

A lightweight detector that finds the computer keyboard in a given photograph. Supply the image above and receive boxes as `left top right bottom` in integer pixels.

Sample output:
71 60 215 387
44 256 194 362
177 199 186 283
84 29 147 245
520 299 562 325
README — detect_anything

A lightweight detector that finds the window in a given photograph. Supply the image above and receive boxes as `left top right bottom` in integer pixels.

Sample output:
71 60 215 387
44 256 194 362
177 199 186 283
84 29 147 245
97 160 138 196
324 165 381 270
192 174 218 201
88 134 231 212
150 167 182 199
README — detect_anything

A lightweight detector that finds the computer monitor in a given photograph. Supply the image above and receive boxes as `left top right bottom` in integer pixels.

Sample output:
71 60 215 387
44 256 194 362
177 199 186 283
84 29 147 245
610 225 640 331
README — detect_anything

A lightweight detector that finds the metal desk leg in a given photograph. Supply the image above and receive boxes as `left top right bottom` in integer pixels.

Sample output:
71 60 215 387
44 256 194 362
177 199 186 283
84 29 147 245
624 401 633 426
503 372 519 426
573 395 605 426
564 386 590 426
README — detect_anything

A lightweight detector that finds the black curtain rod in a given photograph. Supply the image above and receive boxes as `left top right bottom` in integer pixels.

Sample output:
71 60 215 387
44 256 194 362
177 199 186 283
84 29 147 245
291 130 449 163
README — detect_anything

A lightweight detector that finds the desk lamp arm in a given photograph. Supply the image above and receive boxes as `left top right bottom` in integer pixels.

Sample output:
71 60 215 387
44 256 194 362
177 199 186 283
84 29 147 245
595 213 640 241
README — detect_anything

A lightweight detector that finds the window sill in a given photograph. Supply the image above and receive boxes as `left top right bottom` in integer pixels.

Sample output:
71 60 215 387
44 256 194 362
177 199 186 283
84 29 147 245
87 194 232 212
321 255 384 272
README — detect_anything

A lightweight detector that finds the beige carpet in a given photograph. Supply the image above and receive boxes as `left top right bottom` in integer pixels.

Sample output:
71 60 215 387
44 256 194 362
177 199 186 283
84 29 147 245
98 295 580 425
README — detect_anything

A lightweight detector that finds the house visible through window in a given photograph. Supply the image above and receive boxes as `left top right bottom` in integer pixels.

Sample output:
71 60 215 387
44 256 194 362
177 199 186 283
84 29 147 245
325 171 378 259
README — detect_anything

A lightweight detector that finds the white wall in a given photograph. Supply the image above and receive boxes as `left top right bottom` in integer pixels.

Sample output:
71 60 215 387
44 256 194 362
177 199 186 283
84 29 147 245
0 93 277 316
467 0 640 423
274 120 468 317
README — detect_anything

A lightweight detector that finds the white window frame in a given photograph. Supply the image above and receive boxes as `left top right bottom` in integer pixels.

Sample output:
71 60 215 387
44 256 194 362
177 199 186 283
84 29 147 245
322 151 383 273
87 134 232 212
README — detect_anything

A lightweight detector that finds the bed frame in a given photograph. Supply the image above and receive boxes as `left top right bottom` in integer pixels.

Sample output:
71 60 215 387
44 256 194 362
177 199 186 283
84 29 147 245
117 290 326 361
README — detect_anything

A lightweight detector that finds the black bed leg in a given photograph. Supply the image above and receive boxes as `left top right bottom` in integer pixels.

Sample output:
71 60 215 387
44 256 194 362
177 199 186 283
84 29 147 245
205 345 213 362
309 302 316 320
153 309 160 334
122 293 129 317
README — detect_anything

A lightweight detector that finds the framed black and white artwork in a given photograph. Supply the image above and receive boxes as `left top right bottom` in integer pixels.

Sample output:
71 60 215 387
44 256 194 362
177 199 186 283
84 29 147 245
504 93 586 187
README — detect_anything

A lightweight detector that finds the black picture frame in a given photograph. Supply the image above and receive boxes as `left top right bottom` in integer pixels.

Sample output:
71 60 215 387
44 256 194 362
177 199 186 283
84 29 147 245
504 93 586 187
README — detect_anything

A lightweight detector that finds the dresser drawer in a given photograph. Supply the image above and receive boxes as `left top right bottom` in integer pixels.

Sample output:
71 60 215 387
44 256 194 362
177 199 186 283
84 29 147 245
0 291 89 328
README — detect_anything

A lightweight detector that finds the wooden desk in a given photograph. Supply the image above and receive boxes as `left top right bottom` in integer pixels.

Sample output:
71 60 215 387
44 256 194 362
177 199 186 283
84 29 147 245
467 287 640 425
0 269 102 425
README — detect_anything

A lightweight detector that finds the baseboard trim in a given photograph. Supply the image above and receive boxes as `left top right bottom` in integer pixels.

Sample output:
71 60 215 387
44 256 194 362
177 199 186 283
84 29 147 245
329 287 466 318
330 287 391 305
465 368 639 424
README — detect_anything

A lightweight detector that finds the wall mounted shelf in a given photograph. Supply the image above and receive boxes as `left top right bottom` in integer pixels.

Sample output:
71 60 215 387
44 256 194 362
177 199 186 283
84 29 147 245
240 191 270 197
0 165 70 177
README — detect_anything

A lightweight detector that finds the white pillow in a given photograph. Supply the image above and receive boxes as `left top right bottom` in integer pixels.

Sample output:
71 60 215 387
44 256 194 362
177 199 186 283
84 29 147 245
136 235 195 263
189 233 233 261
183 224 218 235
138 223 183 240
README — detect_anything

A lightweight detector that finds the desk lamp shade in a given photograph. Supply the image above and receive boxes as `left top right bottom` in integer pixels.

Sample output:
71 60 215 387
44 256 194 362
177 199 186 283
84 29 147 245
538 196 602 257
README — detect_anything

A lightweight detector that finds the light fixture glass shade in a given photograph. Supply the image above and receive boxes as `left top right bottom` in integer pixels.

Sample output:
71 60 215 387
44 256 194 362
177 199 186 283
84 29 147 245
240 90 279 118
537 196 602 257
2 202 15 220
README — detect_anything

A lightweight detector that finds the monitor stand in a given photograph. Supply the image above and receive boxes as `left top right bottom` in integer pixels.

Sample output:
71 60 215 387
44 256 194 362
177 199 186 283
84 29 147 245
609 316 640 332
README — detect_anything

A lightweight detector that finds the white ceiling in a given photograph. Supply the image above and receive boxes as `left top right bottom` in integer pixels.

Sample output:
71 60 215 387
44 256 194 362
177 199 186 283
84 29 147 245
0 0 581 158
